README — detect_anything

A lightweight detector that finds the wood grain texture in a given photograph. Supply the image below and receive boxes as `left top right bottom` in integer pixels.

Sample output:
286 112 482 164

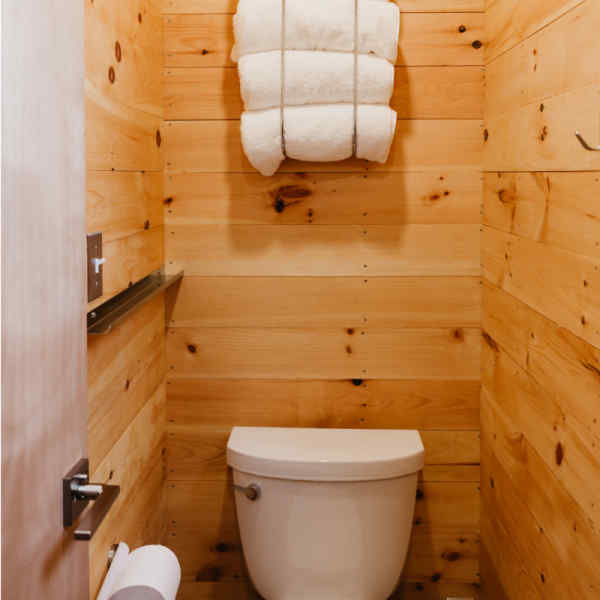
163 119 483 173
485 2 600 117
89 226 164 311
166 224 480 276
164 171 482 225
166 479 480 580
163 0 485 14
484 83 600 172
167 378 480 430
164 13 485 68
88 295 166 470
484 172 600 259
87 171 164 243
167 326 481 379
164 66 484 120
85 0 169 592
163 3 483 596
2 1 88 597
166 425 480 481
483 225 600 349
168 276 481 328
89 383 168 597
484 0 585 63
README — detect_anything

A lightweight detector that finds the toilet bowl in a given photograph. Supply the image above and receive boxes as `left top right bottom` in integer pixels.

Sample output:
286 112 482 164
227 427 425 600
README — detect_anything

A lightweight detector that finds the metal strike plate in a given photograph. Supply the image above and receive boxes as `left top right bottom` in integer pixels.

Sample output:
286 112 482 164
87 232 103 302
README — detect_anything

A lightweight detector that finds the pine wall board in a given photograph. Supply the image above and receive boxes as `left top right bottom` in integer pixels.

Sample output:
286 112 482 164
85 0 168 597
162 1 483 597
481 1 600 597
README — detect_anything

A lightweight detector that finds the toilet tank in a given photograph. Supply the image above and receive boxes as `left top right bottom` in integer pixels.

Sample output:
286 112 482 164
227 428 425 600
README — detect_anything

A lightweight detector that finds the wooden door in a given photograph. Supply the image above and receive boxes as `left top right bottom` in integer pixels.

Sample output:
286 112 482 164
2 1 89 599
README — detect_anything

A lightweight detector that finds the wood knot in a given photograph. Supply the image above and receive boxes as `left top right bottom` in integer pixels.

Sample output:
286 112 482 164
195 566 222 582
138 12 142 23
452 328 464 341
156 129 162 147
347 328 355 335
458 25 467 33
351 379 363 386
416 488 424 500
108 66 116 84
274 197 286 213
201 49 209 55
555 442 564 466
164 197 174 205
187 344 197 354
214 542 233 553
540 103 544 112
490 477 495 488
115 41 122 62
472 40 483 49
484 129 489 142
432 573 442 583
124 379 131 390
144 220 150 230
345 345 353 355
442 551 461 562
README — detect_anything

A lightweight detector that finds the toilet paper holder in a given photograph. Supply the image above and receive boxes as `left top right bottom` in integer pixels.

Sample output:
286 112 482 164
63 458 120 540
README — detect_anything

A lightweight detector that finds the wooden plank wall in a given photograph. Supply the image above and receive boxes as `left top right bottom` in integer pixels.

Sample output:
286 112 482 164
85 0 168 597
481 1 600 598
162 1 484 598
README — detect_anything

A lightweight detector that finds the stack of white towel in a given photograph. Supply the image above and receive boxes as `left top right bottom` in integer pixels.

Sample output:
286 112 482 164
232 0 400 176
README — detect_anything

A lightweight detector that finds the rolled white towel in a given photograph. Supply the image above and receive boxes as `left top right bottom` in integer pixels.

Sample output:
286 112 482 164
239 51 394 111
241 104 397 176
232 0 400 64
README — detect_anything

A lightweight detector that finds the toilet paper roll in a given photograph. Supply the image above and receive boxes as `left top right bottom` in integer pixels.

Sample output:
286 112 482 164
97 543 131 600
97 545 181 600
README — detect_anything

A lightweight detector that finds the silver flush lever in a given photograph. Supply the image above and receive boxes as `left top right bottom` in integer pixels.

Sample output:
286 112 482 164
575 131 600 151
233 483 261 501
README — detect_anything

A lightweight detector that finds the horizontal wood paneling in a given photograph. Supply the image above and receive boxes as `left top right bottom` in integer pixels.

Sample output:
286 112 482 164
164 171 482 225
484 172 600 259
163 119 483 173
90 226 164 310
177 579 481 600
86 82 163 172
164 3 483 595
164 66 484 120
86 0 163 118
484 83 600 172
87 172 164 243
484 0 584 63
163 0 485 14
485 2 600 117
483 281 600 464
482 341 600 529
88 295 166 469
483 225 600 348
166 425 479 481
168 326 481 379
164 13 485 68
168 276 481 328
167 378 481 430
86 0 168 592
167 224 480 276
482 387 600 598
167 479 480 580
89 383 167 597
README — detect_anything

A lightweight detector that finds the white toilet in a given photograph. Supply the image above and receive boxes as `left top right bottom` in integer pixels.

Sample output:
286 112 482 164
227 427 425 600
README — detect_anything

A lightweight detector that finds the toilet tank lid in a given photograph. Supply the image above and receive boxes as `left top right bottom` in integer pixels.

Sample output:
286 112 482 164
227 427 425 481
